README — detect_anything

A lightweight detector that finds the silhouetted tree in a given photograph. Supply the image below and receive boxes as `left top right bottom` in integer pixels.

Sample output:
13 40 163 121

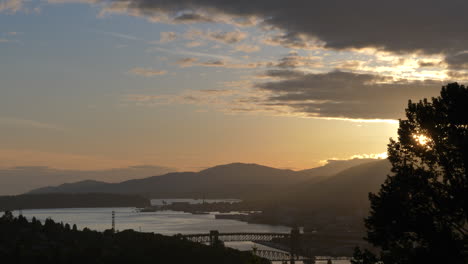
351 247 378 264
363 83 468 263
0 212 268 264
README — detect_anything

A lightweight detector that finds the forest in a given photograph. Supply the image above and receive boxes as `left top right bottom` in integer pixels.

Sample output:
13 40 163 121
0 211 268 264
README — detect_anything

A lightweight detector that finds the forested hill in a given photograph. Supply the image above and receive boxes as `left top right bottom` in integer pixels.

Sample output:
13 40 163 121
0 193 150 211
0 212 267 264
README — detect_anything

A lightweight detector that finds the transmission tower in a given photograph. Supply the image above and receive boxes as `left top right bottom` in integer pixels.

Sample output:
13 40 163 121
111 211 115 232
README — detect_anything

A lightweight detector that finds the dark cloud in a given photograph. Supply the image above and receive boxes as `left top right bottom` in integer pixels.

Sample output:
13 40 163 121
173 13 214 23
256 70 444 119
445 53 468 69
274 53 321 68
199 60 225 66
258 69 305 79
446 71 468 81
208 30 247 44
106 0 468 68
418 61 440 68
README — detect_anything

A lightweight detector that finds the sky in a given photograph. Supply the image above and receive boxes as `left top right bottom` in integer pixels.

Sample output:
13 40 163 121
1 0 466 190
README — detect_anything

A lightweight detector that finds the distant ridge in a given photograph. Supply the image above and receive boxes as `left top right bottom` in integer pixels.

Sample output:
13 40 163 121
30 180 109 194
28 160 380 198
283 159 391 212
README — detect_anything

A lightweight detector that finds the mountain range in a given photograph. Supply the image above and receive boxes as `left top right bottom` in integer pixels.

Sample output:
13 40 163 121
28 159 389 206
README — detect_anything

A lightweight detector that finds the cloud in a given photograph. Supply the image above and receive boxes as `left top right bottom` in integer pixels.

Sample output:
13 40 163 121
175 57 265 69
256 69 305 79
0 0 23 13
445 52 468 69
128 67 167 77
173 12 214 23
255 70 443 119
175 57 198 67
0 117 64 130
262 32 323 50
234 44 260 53
273 52 322 69
418 60 441 68
319 152 388 166
130 47 449 121
150 46 232 61
158 31 177 43
196 59 265 69
126 89 236 108
185 41 203 47
207 30 247 44
93 0 468 69
182 29 248 47
91 29 141 40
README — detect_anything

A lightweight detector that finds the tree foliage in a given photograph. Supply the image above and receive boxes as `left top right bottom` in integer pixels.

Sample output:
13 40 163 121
363 83 468 263
351 247 379 264
0 212 268 264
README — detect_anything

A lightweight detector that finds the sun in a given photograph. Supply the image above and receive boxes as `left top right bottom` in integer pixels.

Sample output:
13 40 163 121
413 134 431 146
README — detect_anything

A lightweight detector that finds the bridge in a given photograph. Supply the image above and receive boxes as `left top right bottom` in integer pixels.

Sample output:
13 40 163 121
181 229 304 263
181 229 352 263
253 250 308 262
252 250 352 263
182 232 290 244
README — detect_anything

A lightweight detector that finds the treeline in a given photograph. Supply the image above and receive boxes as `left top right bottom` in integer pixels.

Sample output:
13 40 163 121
0 193 150 211
0 212 268 264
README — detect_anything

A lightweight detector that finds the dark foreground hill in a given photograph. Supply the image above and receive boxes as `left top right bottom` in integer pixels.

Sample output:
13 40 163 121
0 193 150 211
28 160 378 199
0 212 266 264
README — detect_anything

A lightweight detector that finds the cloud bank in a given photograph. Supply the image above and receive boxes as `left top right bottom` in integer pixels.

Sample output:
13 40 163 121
256 70 443 120
100 1 468 62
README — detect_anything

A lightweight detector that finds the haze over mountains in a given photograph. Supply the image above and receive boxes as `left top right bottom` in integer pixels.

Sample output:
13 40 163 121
28 159 389 207
0 165 175 195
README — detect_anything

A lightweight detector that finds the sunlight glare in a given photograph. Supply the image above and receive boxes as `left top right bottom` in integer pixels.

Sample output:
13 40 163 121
413 134 431 146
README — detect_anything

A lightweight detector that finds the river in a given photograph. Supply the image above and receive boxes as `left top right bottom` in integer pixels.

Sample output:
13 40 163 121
12 199 350 264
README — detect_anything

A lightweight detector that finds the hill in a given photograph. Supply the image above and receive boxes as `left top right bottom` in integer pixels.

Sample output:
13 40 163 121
0 165 175 195
29 163 306 198
28 160 373 198
282 159 391 212
298 158 378 177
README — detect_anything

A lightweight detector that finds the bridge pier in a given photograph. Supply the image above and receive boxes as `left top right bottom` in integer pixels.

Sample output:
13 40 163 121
209 230 220 246
290 227 301 264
